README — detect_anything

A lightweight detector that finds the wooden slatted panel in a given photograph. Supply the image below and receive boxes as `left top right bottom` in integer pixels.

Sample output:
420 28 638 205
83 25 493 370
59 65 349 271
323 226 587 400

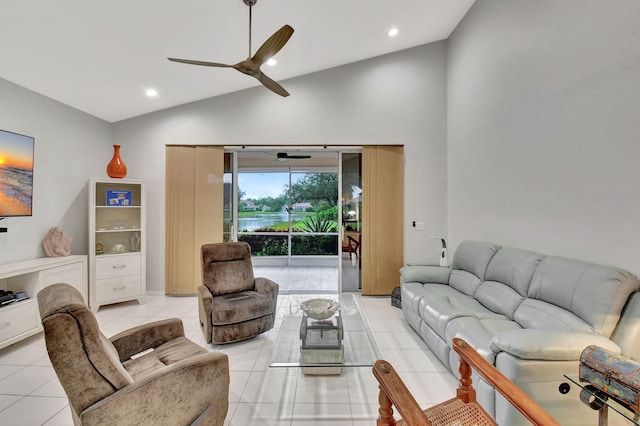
361 145 404 295
165 146 224 295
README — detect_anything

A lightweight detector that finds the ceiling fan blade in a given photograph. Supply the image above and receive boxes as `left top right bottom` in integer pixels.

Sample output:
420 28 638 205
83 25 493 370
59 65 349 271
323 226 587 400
252 25 294 66
168 57 233 68
256 71 290 97
277 152 311 159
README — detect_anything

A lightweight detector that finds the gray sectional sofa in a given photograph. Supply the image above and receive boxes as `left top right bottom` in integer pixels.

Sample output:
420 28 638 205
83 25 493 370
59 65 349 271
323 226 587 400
400 240 640 425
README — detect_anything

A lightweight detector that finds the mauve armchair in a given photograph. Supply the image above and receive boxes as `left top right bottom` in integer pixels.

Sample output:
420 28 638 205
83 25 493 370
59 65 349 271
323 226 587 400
198 242 279 344
37 283 229 425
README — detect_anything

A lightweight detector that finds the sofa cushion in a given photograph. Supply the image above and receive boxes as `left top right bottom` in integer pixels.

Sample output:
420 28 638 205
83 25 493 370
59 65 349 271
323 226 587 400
475 248 544 318
445 316 522 365
475 282 525 320
400 265 451 285
449 270 483 297
526 256 640 336
451 241 501 282
490 329 621 361
401 282 432 313
514 298 593 332
419 284 505 337
484 247 544 296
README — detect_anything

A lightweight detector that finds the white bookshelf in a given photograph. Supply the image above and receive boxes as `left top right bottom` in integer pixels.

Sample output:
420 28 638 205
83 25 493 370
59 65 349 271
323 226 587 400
89 178 146 312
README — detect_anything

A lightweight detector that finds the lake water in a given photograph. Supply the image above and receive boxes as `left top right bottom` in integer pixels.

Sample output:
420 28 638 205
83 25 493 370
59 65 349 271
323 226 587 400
238 212 307 232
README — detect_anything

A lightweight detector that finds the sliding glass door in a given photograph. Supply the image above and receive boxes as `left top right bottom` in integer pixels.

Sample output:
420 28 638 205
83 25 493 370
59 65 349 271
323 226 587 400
221 148 365 293
235 168 339 265
340 152 362 291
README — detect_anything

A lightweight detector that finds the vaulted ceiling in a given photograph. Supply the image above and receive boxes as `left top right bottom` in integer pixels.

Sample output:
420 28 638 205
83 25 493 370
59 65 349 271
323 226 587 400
1 0 474 122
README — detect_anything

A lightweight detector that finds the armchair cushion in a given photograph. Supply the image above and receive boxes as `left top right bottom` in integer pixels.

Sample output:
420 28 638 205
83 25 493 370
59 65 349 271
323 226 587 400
212 291 274 324
123 336 208 380
110 318 185 362
81 351 229 426
202 242 255 295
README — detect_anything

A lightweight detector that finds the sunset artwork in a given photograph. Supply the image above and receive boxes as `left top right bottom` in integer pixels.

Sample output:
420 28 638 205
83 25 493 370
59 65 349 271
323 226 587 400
0 129 34 216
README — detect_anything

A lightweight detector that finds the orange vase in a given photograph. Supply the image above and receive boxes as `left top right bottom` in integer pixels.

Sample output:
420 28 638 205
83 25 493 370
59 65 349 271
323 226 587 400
106 145 127 178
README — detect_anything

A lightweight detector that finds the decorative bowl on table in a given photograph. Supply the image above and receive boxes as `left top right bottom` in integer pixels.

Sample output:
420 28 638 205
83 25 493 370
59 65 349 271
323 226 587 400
300 299 340 320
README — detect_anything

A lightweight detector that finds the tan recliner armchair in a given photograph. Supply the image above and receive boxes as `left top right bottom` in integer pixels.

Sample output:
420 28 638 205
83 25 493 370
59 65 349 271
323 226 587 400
37 283 229 426
199 242 279 344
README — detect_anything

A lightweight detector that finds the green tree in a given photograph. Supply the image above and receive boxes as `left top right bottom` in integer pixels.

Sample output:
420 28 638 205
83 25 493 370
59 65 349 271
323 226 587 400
287 173 338 207
252 195 287 212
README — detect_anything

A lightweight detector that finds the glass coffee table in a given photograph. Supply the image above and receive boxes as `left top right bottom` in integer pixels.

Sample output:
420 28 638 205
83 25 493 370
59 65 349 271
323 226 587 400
269 294 380 375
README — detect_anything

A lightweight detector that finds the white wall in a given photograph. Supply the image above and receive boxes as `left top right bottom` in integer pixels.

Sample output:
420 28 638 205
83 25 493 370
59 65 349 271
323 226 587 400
0 78 112 263
447 0 640 273
114 42 449 292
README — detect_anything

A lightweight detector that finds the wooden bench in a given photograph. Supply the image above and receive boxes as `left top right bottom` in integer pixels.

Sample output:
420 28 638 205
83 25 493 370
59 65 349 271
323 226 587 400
373 337 560 425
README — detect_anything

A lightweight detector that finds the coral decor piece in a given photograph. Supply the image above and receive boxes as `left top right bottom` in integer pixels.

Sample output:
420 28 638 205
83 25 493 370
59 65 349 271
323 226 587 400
42 226 71 257
106 145 127 178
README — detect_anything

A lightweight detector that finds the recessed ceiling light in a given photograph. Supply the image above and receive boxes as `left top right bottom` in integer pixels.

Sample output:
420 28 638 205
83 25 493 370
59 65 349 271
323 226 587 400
266 58 277 66
388 28 399 37
145 88 158 97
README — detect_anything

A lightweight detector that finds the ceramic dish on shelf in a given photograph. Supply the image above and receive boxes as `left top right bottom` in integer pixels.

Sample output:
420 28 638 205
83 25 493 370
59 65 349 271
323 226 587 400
110 243 128 254
111 220 126 230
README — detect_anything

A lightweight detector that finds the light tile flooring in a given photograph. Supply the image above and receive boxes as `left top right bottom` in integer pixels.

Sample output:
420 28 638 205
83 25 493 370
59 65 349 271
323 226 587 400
253 261 362 294
0 283 458 425
253 266 340 293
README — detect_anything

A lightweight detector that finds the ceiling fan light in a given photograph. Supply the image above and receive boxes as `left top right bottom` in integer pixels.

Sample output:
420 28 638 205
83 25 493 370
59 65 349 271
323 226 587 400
267 58 277 66
388 28 399 37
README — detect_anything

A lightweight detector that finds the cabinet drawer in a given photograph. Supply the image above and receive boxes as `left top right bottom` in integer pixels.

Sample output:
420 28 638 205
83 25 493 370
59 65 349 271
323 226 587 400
95 254 140 279
0 301 39 342
95 275 141 302
39 261 86 302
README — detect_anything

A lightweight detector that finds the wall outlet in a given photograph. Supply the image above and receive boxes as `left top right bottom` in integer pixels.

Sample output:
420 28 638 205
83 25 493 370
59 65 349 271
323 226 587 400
415 222 424 230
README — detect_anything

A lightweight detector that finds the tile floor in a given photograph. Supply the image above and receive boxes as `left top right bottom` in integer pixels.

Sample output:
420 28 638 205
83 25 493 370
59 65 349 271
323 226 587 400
0 278 458 425
253 266 340 294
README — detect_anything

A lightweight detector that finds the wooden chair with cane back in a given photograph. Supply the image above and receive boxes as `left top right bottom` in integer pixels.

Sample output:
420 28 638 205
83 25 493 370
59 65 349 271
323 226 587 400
372 337 560 425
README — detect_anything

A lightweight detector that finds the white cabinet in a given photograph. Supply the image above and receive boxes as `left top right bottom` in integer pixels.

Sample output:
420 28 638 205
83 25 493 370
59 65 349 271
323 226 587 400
89 178 146 312
0 255 88 350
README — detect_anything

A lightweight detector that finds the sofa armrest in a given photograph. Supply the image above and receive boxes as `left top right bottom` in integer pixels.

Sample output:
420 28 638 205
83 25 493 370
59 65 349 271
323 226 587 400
81 351 230 425
490 329 621 361
198 285 214 343
198 285 213 314
110 318 185 362
255 277 279 309
400 265 451 284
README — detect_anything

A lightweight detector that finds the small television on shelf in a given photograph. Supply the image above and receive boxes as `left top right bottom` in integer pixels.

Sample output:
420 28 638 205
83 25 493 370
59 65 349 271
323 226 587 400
0 128 34 217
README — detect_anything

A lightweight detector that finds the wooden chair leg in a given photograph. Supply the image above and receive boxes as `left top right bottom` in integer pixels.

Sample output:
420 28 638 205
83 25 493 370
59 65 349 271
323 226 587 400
377 386 396 426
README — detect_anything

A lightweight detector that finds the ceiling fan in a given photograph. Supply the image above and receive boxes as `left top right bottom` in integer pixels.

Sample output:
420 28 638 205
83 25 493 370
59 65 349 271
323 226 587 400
168 0 294 97
276 152 311 160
